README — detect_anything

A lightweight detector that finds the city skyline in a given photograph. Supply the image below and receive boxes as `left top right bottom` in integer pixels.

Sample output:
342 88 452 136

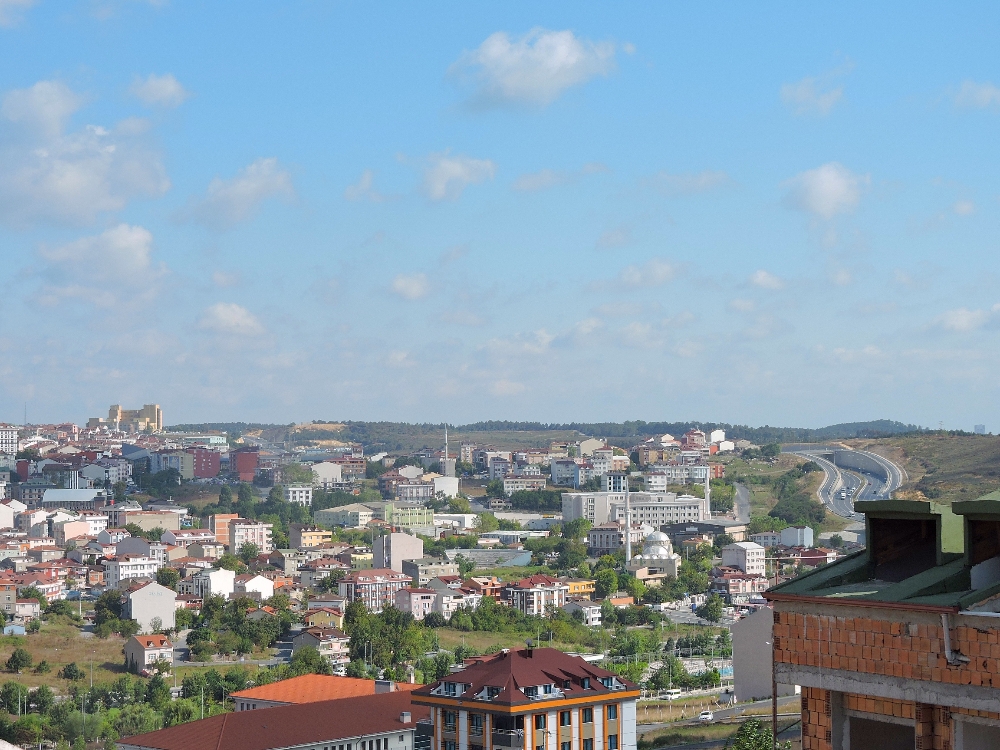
2 3 999 428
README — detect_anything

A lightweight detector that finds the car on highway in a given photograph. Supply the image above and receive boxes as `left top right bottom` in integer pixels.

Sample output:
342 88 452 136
698 711 714 723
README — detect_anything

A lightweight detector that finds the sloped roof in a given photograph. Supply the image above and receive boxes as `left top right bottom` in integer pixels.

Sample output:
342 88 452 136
230 673 418 703
131 634 172 649
412 647 637 708
121 691 426 750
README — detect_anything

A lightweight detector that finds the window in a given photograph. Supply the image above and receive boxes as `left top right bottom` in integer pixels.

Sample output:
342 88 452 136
581 678 591 689
561 743 571 750
444 743 457 750
582 708 593 724
470 714 484 735
607 705 618 720
583 740 593 750
601 677 614 688
534 715 546 730
544 684 553 694
563 680 572 689
560 711 571 727
607 737 618 750
486 686 501 699
444 711 457 731
524 686 538 698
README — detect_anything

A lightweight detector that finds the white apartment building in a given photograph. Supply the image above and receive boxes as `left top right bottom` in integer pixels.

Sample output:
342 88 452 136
230 519 274 554
563 490 710 526
550 460 580 486
284 485 313 505
721 541 766 576
502 476 547 495
104 555 159 588
310 462 343 488
611 493 710 527
0 425 18 456
780 525 814 547
506 575 569 616
434 589 482 618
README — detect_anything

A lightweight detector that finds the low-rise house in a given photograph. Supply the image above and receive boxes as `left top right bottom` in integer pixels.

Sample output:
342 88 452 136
117 537 171 567
433 588 482 618
304 607 345 629
606 592 634 608
230 673 418 712
119 690 427 750
121 580 176 633
14 598 41 621
289 524 332 549
187 541 225 559
12 574 65 602
160 529 215 547
563 597 602 626
394 587 437 620
314 503 374 529
123 634 173 674
297 557 350 589
400 558 460 587
463 575 504 598
0 578 15 617
292 627 350 665
234 574 274 601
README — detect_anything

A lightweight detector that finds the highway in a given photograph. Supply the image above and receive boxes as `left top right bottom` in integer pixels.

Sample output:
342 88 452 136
733 483 750 523
787 447 905 521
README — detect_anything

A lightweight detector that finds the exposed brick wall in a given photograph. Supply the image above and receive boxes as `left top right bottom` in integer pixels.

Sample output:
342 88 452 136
801 687 832 750
773 611 1000 687
843 694 913 719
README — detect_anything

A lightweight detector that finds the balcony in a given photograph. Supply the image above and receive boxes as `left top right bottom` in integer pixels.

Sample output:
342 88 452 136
491 729 525 748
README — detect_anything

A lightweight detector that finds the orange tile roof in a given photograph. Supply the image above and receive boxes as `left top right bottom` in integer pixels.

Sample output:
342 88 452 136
230 673 419 703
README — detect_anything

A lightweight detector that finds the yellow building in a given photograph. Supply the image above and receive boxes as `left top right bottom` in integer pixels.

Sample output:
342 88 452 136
108 404 163 432
564 578 597 599
304 607 345 629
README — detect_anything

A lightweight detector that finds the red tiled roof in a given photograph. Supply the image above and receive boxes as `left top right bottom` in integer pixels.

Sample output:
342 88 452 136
131 634 172 649
121 691 426 750
230 674 419 703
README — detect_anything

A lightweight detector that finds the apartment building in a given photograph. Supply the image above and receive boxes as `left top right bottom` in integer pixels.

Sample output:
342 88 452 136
720 542 766 576
208 513 239 548
284 485 313 506
505 574 569 616
401 557 461 587
586 523 649 557
230 519 274 554
502 476 547 495
0 425 18 456
339 568 412 613
290 524 333 549
374 532 424 572
104 555 159 588
315 503 374 529
411 647 639 750
609 493 710 527
395 587 438 621
767 496 1000 749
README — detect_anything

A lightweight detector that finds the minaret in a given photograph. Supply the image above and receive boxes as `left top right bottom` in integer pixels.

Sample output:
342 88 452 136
443 425 455 478
624 475 632 564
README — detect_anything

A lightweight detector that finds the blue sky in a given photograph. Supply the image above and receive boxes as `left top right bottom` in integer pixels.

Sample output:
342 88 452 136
2 1 1000 429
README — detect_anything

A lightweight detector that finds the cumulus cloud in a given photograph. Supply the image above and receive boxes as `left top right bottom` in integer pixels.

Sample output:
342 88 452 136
391 273 430 300
36 223 164 307
199 302 265 336
781 76 844 116
642 170 729 196
783 162 868 219
183 158 294 229
129 73 189 107
512 162 607 192
422 152 495 201
450 28 617 107
938 305 1000 332
0 80 169 227
343 169 387 202
0 0 35 27
596 227 632 249
954 200 976 216
750 270 784 290
954 80 1000 109
618 258 675 288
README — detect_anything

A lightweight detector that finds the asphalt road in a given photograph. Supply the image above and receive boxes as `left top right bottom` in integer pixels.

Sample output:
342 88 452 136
789 448 904 521
637 695 801 730
733 483 749 523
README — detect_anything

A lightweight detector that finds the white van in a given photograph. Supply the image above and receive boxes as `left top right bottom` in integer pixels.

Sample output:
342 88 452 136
664 689 682 700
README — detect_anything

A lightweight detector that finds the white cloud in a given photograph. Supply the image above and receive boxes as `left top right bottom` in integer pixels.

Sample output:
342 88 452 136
781 76 844 116
783 162 868 219
343 169 387 202
954 80 1000 109
0 80 169 227
391 273 430 300
0 0 35 27
129 74 189 108
422 152 495 201
750 270 784 290
185 158 294 229
618 258 675 288
643 170 729 196
450 28 617 107
938 306 1000 332
954 200 976 216
512 162 608 192
199 302 265 336
36 223 164 307
596 227 632 249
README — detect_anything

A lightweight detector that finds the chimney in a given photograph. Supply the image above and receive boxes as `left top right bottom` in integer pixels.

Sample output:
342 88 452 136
400 712 412 724
375 679 395 694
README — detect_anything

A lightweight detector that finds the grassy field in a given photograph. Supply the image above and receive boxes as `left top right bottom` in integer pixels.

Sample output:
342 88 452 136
0 620 130 689
848 434 1000 503
434 628 594 655
636 717 799 749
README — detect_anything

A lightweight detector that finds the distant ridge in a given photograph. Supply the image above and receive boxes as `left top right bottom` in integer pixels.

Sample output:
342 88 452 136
166 418 924 451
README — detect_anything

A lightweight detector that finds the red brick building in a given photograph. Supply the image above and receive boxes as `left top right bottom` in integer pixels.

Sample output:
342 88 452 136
231 448 259 482
187 447 220 478
767 496 1000 749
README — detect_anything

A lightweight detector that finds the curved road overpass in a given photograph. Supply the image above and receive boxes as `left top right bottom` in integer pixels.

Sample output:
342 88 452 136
783 445 906 520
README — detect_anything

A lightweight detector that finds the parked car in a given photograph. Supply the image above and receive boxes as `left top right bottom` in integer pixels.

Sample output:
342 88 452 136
698 711 714 723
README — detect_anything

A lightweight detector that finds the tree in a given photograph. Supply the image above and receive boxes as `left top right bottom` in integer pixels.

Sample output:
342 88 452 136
712 534 735 553
595 569 618 599
475 513 500 532
455 555 476 576
6 648 31 673
830 534 844 548
562 518 592 541
156 567 180 589
290 646 333 675
60 662 84 680
730 718 789 750
219 483 234 506
217 553 247 572
695 594 724 623
19 587 47 612
282 463 315 484
112 480 128 502
423 612 446 628
448 496 471 513
485 480 505 498
761 443 781 459
238 542 261 564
